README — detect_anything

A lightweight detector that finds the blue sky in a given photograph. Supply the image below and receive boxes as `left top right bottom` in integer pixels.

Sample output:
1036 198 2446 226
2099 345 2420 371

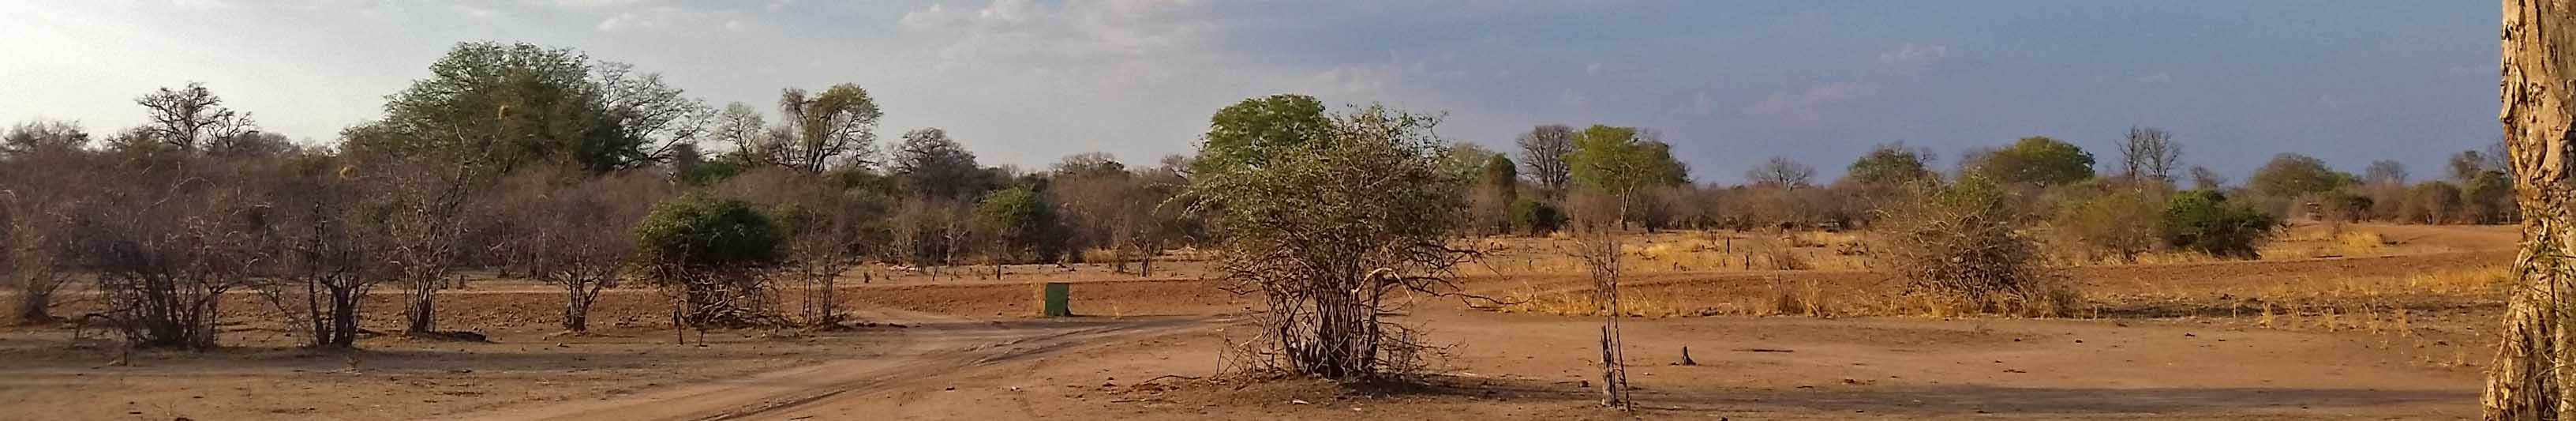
0 1 2496 183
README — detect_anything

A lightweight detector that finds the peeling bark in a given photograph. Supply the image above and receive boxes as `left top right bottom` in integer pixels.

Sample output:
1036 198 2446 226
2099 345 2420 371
2487 2 2576 419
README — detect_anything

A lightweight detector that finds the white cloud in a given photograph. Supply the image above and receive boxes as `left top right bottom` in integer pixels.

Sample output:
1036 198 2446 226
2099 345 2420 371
1876 43 1948 69
1744 82 1878 127
453 4 498 18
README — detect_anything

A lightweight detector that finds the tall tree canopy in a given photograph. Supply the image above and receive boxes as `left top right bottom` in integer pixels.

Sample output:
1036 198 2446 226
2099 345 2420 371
1565 125 1687 197
2246 153 2353 198
1965 136 2095 186
350 41 708 173
1194 94 1331 175
1846 142 1935 186
743 84 883 174
134 82 257 153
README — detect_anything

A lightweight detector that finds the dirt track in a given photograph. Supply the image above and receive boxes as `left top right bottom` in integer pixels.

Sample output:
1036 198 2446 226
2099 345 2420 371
0 224 2518 419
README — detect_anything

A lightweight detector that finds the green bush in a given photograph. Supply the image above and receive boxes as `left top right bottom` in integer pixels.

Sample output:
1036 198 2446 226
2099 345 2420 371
635 193 781 274
1508 199 1566 235
2159 190 2278 258
976 186 1066 263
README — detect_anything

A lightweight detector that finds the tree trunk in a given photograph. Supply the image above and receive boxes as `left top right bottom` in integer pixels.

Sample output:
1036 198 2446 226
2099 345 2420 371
2488 2 2576 419
15 287 50 324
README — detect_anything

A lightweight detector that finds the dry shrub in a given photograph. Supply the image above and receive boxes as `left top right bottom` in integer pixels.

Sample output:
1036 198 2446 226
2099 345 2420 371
1871 178 2080 317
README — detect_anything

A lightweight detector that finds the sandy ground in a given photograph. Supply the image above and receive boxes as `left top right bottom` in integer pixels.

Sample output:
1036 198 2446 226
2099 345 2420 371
0 224 2514 420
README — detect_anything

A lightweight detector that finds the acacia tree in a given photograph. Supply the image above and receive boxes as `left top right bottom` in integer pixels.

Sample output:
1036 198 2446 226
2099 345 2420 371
2488 3 2576 416
1845 142 1935 186
134 82 257 152
1187 100 1470 380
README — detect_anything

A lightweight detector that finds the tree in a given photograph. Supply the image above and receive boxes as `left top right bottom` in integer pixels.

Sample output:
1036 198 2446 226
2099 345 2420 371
1746 156 1816 189
2 120 92 156
1872 175 2070 315
2188 166 2227 190
744 85 883 173
1195 94 1331 175
889 128 991 200
1477 155 1520 234
66 157 268 350
1964 136 2095 186
1844 142 1934 186
2161 190 2278 259
2478 12 2574 400
253 153 376 349
1517 125 1577 198
1185 101 1470 381
2451 149 2491 184
502 168 666 333
2246 153 2353 198
2116 126 2184 182
0 123 92 323
635 194 783 328
1566 125 1688 198
353 42 706 173
2365 160 2410 186
135 82 258 152
718 168 886 327
976 186 1063 265
2403 181 2465 224
2464 169 2514 224
2051 186 2162 263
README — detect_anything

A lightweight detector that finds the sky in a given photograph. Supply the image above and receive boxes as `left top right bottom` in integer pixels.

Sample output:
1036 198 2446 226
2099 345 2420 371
0 1 2499 184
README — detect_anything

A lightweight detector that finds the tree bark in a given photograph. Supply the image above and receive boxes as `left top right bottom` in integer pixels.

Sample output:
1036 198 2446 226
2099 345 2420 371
2488 2 2576 419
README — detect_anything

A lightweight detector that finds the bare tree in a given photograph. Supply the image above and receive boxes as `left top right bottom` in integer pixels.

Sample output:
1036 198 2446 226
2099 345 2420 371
255 155 376 349
502 168 667 333
719 168 882 327
1517 124 1576 198
1744 156 1816 189
135 82 257 152
2116 126 2184 182
0 128 91 323
593 62 715 168
2487 3 2576 417
2188 166 2226 190
69 159 268 350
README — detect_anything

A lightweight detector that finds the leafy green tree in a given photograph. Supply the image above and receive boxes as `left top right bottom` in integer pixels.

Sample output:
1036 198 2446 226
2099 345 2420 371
1194 94 1331 175
1845 142 1934 186
1566 125 1687 197
1965 136 2095 186
2159 190 2278 258
1478 155 1520 234
2246 153 2354 198
352 41 706 173
1509 199 1566 235
976 186 1064 263
635 194 782 326
2463 169 2514 224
